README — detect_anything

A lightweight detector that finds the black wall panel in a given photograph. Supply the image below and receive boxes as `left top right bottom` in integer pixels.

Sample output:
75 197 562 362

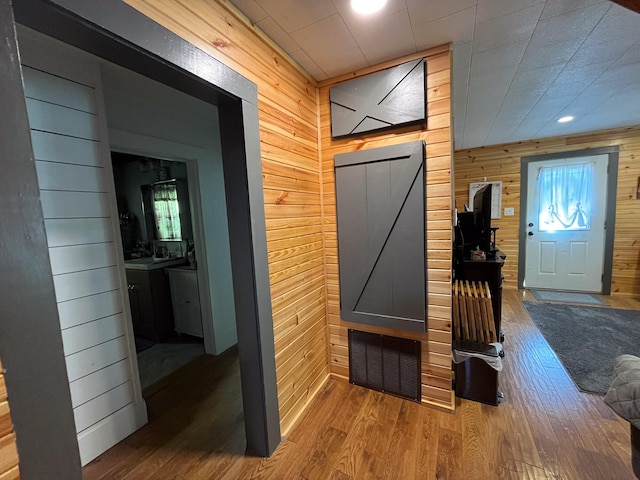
329 59 426 138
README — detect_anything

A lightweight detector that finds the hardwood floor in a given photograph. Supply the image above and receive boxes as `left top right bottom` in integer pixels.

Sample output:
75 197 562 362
84 290 638 479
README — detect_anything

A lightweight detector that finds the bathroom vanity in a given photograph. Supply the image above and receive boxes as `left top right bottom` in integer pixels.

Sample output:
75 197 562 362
124 257 185 341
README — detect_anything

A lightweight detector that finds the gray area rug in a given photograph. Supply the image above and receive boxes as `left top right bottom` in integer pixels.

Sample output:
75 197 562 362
523 301 640 395
529 289 607 305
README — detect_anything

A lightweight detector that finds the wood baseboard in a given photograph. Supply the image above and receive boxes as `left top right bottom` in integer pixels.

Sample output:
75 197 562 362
329 373 350 386
280 374 330 441
422 392 456 412
77 400 147 466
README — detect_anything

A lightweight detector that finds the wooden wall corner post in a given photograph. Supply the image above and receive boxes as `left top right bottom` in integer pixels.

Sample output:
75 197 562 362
319 47 455 410
122 0 329 438
0 0 82 478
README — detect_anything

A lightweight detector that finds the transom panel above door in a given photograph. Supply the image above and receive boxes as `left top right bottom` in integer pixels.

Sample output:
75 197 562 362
334 141 427 332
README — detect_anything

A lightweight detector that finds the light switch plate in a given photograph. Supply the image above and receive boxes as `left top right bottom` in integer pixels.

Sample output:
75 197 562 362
504 207 514 216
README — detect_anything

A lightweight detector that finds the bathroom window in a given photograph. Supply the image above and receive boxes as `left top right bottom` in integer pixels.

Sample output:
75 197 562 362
152 182 182 240
537 162 594 232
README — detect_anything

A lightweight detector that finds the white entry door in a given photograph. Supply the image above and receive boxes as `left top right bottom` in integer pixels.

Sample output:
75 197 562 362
525 154 609 292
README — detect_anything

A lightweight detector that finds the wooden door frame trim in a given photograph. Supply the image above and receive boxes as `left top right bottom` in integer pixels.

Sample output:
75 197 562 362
1 1 280 477
0 3 82 478
518 146 619 294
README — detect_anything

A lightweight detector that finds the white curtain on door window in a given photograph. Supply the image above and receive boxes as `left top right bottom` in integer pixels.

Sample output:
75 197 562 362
537 162 594 232
153 183 182 240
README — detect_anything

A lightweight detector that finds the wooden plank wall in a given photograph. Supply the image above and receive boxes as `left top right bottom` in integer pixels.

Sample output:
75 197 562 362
454 126 640 294
318 48 455 410
0 358 20 480
123 0 328 434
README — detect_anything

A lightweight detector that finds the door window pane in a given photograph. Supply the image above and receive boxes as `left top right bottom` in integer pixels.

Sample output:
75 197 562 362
537 162 594 232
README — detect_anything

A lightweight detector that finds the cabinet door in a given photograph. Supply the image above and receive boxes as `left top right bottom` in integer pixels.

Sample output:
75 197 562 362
127 284 140 329
169 271 202 337
170 271 193 304
126 270 156 340
129 280 155 340
147 269 175 341
174 303 203 337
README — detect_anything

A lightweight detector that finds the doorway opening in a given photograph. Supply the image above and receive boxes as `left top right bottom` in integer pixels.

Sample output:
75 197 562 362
111 152 206 391
16 23 245 463
518 147 619 294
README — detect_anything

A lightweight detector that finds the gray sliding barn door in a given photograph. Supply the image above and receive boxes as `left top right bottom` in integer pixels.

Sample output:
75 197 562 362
335 141 426 332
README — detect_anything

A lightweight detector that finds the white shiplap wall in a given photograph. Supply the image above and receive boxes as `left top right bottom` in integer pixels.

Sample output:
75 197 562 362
19 30 147 465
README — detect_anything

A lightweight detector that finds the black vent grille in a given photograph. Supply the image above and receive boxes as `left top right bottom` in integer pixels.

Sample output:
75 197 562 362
348 330 421 402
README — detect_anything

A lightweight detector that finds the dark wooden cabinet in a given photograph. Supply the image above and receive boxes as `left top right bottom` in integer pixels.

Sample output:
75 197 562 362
125 268 174 342
456 252 505 339
453 251 506 406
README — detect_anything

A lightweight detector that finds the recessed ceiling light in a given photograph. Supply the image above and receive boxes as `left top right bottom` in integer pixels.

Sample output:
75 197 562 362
557 116 574 123
351 0 387 15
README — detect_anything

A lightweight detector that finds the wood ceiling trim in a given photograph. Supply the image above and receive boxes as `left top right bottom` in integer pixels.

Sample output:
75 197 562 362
318 43 452 88
216 0 318 85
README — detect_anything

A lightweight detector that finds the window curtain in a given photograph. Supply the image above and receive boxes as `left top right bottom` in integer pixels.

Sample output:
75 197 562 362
153 183 181 240
537 162 594 232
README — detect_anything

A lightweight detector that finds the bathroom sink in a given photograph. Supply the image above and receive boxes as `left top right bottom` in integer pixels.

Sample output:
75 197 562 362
124 257 185 271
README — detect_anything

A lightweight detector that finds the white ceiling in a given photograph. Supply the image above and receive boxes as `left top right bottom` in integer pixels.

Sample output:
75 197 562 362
230 0 640 150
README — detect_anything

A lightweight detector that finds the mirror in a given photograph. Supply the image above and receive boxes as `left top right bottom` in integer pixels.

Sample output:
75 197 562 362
112 152 193 258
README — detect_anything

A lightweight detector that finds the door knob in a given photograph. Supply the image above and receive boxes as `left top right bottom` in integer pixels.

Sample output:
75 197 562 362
528 222 534 227
528 231 534 236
